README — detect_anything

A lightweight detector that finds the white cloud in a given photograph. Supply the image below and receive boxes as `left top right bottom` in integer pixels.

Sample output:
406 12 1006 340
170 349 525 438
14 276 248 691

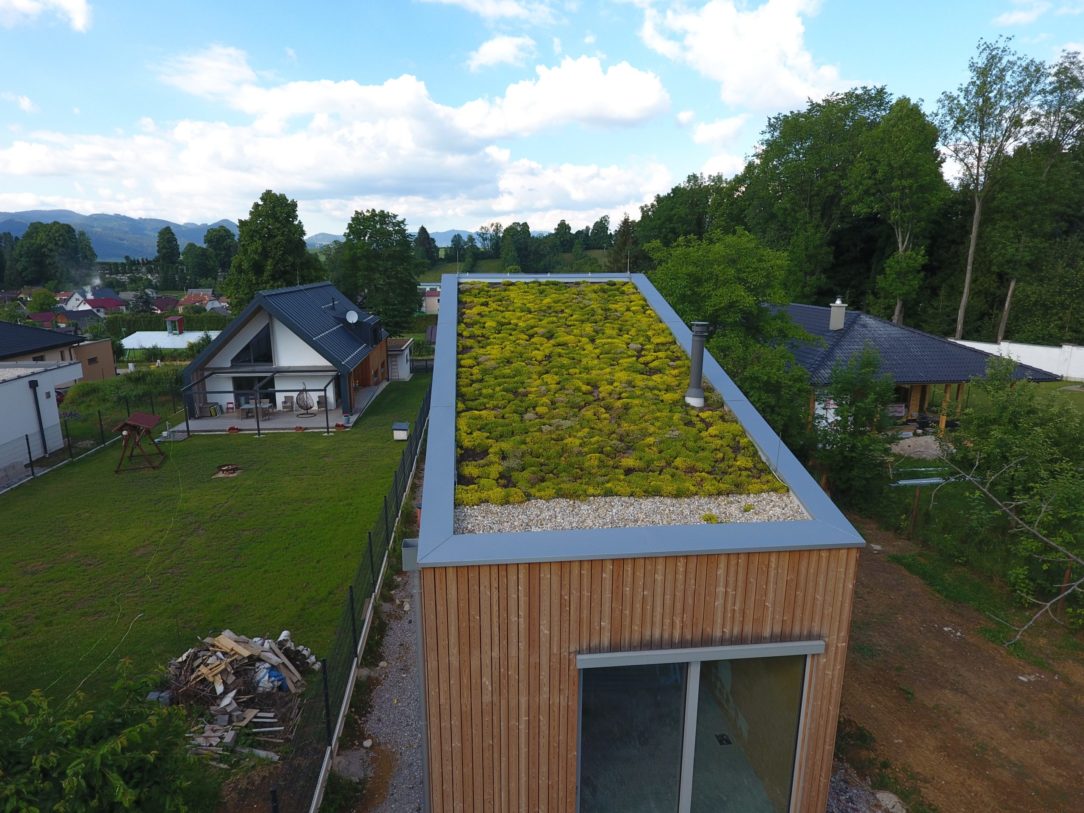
157 44 258 99
417 0 555 23
468 34 536 71
701 151 746 177
284 46 297 62
552 36 561 54
0 0 89 30
676 109 695 125
692 114 748 146
458 56 669 137
0 47 672 234
639 0 846 110
584 32 596 45
993 1 1051 25
2 92 36 113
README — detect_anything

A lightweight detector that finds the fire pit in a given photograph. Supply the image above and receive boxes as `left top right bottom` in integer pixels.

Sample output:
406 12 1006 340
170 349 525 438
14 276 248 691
213 464 242 478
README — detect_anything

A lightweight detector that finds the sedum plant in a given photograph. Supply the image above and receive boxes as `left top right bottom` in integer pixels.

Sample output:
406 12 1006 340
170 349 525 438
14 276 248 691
455 281 785 505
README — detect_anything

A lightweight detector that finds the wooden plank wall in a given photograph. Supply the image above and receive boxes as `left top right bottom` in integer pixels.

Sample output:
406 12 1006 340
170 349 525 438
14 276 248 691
420 546 859 813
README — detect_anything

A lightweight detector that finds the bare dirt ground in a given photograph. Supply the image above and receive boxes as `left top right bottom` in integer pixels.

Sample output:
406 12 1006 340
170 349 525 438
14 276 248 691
841 517 1084 813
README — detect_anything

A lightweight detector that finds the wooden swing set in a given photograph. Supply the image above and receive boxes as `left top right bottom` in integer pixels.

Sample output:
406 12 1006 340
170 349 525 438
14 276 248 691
113 412 166 473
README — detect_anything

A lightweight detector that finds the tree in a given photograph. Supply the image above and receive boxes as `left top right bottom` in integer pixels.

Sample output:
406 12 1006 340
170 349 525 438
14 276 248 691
638 174 716 248
725 87 891 299
203 225 238 278
944 357 1084 632
342 208 420 335
847 97 947 323
477 222 503 257
0 670 220 810
648 228 812 450
499 229 521 270
462 235 479 272
225 190 315 308
181 242 216 287
554 219 574 252
26 289 57 313
156 226 180 268
936 38 1045 339
588 215 612 249
606 213 649 274
815 347 895 507
449 233 466 267
129 290 154 314
413 225 439 266
14 222 83 286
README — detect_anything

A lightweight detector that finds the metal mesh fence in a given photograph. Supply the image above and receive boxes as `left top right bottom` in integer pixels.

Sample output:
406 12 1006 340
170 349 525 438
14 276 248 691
272 385 431 812
0 388 183 492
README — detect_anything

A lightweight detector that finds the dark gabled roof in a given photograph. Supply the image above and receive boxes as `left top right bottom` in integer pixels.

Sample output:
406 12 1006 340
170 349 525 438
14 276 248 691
59 309 102 326
784 303 1060 386
0 320 81 359
184 281 386 379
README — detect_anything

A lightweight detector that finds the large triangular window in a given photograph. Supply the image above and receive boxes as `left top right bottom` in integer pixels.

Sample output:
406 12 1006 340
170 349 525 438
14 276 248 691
231 324 273 365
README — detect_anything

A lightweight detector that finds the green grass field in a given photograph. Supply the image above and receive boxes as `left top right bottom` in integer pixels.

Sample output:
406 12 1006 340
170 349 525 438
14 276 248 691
0 375 430 700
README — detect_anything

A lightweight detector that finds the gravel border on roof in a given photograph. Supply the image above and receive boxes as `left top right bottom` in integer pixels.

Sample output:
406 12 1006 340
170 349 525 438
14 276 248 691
455 491 809 534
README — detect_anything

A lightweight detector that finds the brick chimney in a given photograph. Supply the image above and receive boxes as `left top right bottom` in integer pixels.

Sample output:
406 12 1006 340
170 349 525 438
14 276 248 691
829 297 847 331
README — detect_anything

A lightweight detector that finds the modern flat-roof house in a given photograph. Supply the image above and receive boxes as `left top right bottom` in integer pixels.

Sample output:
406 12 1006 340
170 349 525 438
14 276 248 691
411 274 864 813
0 361 83 484
786 301 1059 427
181 282 388 423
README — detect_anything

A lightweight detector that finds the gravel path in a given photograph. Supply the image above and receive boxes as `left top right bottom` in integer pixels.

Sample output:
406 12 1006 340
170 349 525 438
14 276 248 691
353 571 425 813
456 491 808 534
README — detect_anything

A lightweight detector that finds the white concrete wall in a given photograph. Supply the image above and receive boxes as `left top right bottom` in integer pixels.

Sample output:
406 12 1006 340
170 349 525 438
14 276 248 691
0 363 82 471
952 340 1083 382
271 319 327 366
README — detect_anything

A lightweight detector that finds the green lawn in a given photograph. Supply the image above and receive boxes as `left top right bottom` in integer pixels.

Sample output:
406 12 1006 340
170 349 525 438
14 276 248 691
0 374 430 700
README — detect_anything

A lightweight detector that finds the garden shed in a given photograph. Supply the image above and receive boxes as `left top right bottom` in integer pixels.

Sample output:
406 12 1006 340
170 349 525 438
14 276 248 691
411 274 864 812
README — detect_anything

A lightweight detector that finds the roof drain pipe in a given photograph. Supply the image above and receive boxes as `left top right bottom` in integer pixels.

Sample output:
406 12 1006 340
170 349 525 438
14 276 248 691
685 321 710 408
28 379 49 455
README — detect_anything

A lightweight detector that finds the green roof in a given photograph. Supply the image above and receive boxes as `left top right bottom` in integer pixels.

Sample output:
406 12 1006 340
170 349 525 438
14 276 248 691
455 280 786 506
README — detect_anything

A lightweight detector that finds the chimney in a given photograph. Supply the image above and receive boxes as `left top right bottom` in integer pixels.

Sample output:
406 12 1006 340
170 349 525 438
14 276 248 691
685 322 710 408
829 297 847 331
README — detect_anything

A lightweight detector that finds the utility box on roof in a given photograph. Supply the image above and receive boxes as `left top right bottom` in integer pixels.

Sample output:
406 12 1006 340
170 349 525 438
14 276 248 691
416 274 864 813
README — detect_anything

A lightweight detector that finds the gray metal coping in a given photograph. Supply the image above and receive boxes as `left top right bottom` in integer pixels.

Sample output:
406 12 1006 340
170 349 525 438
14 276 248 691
418 272 863 567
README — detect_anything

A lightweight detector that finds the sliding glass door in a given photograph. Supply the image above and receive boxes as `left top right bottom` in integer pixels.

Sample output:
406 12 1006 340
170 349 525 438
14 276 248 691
577 643 816 813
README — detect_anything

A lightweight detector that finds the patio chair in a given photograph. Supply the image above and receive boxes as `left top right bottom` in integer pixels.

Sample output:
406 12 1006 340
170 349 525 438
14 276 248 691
281 395 294 412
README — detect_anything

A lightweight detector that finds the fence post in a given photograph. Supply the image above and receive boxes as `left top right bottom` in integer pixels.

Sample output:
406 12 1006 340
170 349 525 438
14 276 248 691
367 531 376 595
64 419 73 459
321 658 333 747
171 392 177 414
25 434 35 477
349 585 359 649
97 410 105 445
124 396 130 416
270 787 280 813
148 396 155 417
254 390 261 437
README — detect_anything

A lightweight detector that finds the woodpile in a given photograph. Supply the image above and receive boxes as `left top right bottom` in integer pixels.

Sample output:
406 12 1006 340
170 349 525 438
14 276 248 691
166 629 319 758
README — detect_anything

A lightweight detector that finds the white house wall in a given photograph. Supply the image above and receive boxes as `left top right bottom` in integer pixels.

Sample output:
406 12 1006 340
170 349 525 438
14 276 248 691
271 320 328 367
0 363 82 473
952 340 1083 382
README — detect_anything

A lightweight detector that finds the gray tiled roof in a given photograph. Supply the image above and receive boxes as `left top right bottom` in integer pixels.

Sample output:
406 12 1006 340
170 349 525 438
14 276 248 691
785 304 1059 386
0 320 80 360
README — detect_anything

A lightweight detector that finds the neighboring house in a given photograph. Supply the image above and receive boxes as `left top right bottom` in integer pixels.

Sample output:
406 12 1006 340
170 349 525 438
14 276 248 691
0 290 21 304
81 297 127 317
0 321 115 386
387 337 413 381
120 316 220 359
409 274 863 813
421 288 440 314
0 361 83 477
27 311 58 329
153 295 180 314
55 309 103 331
182 281 389 416
62 290 87 311
953 338 1082 383
178 292 213 311
785 300 1059 426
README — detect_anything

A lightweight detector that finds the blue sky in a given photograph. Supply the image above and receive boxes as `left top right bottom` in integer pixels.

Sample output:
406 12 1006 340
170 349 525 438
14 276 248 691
1 0 1081 237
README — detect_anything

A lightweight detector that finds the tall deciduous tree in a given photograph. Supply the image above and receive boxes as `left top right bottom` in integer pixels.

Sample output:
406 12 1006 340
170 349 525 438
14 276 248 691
413 225 438 266
203 225 238 278
606 213 649 274
156 226 180 268
936 37 1045 339
225 190 315 308
847 97 946 323
342 209 419 335
14 222 83 286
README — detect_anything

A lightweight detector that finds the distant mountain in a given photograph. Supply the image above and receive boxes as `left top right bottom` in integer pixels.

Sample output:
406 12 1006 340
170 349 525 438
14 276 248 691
305 232 343 249
429 229 474 245
0 209 238 261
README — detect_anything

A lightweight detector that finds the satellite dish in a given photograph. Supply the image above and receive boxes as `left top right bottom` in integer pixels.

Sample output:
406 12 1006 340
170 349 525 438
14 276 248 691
346 310 359 324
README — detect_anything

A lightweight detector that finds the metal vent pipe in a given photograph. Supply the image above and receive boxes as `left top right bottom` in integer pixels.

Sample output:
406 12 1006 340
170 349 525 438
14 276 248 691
685 322 710 408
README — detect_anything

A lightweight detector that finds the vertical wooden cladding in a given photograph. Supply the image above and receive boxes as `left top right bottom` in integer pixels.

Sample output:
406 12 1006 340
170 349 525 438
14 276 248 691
421 546 859 813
